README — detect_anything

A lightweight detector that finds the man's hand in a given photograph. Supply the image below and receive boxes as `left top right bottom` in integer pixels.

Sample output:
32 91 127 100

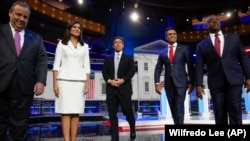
108 79 119 87
196 86 204 99
108 78 124 87
155 83 162 95
245 79 250 93
115 78 124 86
34 82 44 96
187 84 194 94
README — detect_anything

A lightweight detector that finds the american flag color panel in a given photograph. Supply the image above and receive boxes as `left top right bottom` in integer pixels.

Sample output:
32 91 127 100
86 79 95 100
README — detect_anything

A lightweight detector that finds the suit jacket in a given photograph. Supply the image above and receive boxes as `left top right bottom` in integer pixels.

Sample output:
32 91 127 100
102 53 135 95
0 24 48 94
53 40 91 81
154 43 194 88
195 32 250 89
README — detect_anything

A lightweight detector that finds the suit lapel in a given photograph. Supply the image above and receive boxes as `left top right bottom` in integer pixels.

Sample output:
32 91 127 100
20 29 32 57
174 44 181 61
68 41 82 57
164 48 170 63
118 53 123 69
207 36 214 48
206 36 219 56
111 54 115 75
2 24 16 55
222 33 229 57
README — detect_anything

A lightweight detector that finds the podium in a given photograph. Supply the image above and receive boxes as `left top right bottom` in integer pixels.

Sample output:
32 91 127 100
244 89 250 114
198 89 211 117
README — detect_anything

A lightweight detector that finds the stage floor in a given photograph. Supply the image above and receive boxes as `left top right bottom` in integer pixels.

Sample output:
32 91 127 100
27 113 250 141
103 113 250 132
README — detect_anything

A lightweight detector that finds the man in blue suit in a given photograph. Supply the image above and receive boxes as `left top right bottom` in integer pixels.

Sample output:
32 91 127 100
0 1 47 140
154 27 195 125
195 15 250 124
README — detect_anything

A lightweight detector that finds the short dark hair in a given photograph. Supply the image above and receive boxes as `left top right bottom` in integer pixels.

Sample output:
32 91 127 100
112 36 124 45
165 27 176 36
61 20 84 46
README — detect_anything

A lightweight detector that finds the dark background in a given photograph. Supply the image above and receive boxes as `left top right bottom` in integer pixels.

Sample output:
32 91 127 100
0 0 250 55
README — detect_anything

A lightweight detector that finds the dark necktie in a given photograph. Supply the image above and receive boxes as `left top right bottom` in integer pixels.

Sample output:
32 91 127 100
169 46 174 63
214 34 220 56
14 31 21 55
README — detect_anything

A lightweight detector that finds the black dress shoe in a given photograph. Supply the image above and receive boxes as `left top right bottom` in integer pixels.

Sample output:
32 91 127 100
130 132 136 140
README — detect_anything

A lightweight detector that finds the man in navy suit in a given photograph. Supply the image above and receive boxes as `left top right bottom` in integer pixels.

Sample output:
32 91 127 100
154 27 195 125
102 36 136 141
195 15 250 124
0 1 47 140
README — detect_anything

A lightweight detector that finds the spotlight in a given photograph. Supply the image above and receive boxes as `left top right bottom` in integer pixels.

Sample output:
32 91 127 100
130 11 139 22
78 0 83 5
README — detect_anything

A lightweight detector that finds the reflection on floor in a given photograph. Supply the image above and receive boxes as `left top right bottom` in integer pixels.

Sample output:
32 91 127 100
26 113 250 141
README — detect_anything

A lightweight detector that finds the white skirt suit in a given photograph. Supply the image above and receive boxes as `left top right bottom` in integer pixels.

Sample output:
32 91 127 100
53 41 90 114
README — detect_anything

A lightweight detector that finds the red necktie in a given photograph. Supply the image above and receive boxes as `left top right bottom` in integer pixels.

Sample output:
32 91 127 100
169 46 174 63
14 31 21 55
214 34 220 56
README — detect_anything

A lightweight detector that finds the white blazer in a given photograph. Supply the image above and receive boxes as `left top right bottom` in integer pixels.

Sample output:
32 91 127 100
53 40 90 81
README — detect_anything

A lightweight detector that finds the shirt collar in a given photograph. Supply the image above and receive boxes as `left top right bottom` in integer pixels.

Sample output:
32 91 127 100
168 42 177 48
9 22 24 35
209 30 222 37
115 51 122 55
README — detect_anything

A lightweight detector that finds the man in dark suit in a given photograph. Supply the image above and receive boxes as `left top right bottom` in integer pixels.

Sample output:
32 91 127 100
102 36 136 141
195 15 250 124
154 27 195 125
0 1 48 140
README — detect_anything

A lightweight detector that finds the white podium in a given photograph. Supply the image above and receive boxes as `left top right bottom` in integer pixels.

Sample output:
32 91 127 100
198 89 211 117
243 89 250 114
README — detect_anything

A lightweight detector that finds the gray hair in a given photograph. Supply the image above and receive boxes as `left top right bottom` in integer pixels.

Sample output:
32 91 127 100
9 1 31 13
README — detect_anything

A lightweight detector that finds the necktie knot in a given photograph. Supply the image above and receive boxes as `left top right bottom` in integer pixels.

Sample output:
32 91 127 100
116 53 120 60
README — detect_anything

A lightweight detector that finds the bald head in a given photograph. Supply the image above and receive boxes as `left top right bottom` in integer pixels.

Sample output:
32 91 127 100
205 15 221 33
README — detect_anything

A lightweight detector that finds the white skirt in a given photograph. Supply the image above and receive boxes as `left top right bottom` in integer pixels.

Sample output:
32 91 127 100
55 80 86 114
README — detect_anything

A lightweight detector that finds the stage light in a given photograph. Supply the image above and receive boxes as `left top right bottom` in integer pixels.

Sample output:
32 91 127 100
134 2 139 8
130 11 139 22
246 48 250 54
226 12 231 17
78 0 83 5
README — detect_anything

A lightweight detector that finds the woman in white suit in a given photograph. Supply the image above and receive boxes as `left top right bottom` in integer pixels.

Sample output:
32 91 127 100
53 20 90 141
